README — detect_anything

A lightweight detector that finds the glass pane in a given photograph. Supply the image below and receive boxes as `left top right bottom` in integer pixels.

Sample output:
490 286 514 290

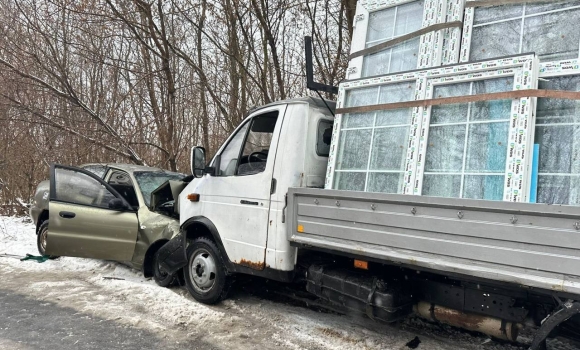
431 82 470 124
389 37 420 74
431 104 469 125
370 127 409 171
219 122 250 176
537 76 580 124
367 7 397 43
316 120 333 157
526 1 580 15
343 113 375 128
336 129 372 170
375 82 415 126
394 1 425 37
363 49 392 77
463 175 504 201
466 122 509 173
523 8 580 62
367 172 404 194
376 109 413 126
470 20 521 61
537 175 580 205
379 81 415 103
535 125 580 173
470 78 514 121
473 4 523 25
55 168 116 209
345 86 379 107
334 172 366 191
238 114 277 176
424 125 466 172
81 165 107 178
422 175 461 198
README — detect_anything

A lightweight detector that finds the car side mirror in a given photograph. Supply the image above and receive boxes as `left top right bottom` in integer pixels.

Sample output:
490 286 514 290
191 146 207 178
108 198 128 210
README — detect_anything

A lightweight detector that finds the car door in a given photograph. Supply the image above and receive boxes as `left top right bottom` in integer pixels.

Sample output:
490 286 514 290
45 164 139 261
199 106 285 269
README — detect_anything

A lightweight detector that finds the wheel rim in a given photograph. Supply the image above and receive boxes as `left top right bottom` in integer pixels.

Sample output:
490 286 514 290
39 227 48 254
189 248 217 293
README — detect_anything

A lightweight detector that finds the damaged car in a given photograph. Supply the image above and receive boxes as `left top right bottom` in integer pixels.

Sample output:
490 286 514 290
29 163 190 286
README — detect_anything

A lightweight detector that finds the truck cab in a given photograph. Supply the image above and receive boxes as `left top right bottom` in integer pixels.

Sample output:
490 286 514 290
170 97 333 301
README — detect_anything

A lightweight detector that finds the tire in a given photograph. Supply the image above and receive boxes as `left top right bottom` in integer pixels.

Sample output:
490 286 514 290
183 237 231 304
36 221 58 259
153 249 176 287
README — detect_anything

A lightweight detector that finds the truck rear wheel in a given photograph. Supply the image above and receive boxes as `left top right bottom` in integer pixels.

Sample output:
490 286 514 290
184 237 231 304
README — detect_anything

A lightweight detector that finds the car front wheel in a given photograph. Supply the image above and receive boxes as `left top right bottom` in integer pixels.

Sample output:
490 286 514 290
153 249 177 287
184 237 231 304
37 221 58 259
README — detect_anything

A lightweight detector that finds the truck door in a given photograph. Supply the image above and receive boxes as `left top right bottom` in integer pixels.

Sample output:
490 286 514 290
45 164 139 261
201 106 285 269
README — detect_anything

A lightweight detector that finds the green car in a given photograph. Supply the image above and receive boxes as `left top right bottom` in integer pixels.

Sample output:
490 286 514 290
29 163 188 286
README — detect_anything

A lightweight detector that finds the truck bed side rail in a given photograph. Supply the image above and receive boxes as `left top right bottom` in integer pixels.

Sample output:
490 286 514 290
287 188 580 297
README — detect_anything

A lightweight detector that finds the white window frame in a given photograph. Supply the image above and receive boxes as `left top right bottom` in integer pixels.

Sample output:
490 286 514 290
460 1 580 65
349 0 431 80
414 55 537 201
328 54 538 203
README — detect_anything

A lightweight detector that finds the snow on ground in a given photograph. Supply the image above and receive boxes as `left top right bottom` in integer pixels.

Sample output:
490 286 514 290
1 215 578 350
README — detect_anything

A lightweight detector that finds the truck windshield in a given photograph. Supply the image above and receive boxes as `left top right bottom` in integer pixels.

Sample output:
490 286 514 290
134 171 185 206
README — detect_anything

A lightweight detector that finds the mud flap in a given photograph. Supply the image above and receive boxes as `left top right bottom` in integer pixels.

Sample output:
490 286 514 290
157 232 187 275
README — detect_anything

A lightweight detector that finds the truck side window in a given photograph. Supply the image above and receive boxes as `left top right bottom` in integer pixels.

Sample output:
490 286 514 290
237 112 278 176
218 122 250 176
317 120 333 157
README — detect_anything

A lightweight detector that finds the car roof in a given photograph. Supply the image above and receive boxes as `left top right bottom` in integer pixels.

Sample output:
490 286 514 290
82 163 180 175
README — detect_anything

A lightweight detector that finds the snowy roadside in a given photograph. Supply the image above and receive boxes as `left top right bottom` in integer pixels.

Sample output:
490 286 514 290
0 216 577 350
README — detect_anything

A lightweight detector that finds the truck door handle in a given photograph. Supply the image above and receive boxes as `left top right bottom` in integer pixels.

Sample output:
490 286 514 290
240 200 259 206
59 211 76 219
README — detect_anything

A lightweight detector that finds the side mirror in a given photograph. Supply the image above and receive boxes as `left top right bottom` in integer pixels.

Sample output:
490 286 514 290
191 146 206 178
108 198 128 210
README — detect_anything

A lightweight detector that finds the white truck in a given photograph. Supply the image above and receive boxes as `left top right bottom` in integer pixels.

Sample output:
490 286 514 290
155 93 580 349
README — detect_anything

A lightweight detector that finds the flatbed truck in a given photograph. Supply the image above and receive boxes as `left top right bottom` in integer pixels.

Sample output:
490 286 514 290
157 95 580 350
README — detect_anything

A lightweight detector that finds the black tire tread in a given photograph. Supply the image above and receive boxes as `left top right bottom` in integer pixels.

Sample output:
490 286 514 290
36 220 59 259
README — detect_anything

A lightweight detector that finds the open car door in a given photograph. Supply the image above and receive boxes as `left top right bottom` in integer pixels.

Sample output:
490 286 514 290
45 164 139 261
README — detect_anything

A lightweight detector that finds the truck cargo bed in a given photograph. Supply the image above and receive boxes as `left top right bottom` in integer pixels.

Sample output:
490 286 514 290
287 188 580 297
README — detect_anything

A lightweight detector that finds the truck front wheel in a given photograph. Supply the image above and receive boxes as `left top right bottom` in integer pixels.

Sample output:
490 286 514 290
184 237 231 304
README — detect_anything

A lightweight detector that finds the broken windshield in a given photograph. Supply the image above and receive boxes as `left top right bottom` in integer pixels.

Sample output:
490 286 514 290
134 171 185 207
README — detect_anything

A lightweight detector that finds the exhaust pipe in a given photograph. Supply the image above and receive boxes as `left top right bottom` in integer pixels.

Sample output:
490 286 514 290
414 301 521 342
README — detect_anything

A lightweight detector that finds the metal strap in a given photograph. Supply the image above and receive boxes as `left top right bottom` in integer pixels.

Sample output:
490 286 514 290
366 277 379 320
335 89 580 116
348 21 463 60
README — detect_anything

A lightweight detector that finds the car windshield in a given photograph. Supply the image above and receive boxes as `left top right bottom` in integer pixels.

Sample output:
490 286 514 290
134 171 185 207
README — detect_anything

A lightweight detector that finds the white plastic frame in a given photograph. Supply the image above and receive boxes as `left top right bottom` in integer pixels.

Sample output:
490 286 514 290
328 54 538 203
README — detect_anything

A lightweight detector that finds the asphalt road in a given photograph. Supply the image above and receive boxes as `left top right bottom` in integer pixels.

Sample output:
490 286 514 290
0 288 218 350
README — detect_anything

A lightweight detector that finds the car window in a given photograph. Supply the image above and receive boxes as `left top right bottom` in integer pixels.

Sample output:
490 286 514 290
107 171 139 209
54 168 116 209
237 112 278 176
81 164 107 178
134 171 185 207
